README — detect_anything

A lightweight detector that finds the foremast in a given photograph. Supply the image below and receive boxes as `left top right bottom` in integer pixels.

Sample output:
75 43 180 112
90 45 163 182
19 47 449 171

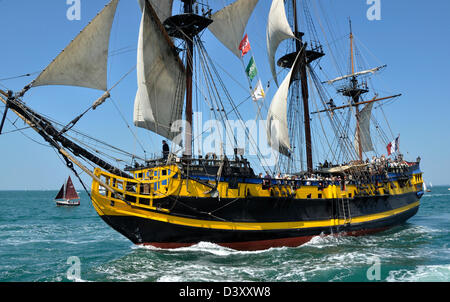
162 0 212 157
183 0 195 158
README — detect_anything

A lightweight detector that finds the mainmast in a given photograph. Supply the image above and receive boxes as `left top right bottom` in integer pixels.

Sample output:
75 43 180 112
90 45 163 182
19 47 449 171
293 0 313 173
277 0 324 173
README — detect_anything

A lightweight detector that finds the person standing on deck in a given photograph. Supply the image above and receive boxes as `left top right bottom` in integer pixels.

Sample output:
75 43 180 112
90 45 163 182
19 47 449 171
162 140 169 160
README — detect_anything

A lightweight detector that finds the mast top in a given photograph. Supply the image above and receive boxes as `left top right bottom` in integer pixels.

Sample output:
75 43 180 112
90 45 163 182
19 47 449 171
337 21 371 102
276 1 325 69
349 18 356 75
163 0 212 39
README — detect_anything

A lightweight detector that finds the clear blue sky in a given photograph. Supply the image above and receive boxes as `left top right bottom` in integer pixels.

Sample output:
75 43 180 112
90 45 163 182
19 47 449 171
0 0 449 190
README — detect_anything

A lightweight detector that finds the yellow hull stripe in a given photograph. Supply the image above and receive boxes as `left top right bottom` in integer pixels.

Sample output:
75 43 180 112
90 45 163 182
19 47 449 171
93 194 420 231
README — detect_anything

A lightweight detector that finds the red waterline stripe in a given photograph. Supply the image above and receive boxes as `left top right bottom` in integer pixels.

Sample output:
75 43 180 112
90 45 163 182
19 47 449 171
138 227 391 251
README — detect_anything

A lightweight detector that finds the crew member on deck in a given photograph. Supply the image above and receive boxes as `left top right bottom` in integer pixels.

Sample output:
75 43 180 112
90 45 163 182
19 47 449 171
262 172 271 189
162 140 169 159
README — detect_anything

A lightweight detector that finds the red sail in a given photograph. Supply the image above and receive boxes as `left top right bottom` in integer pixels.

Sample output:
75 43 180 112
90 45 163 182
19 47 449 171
55 184 65 200
64 176 80 200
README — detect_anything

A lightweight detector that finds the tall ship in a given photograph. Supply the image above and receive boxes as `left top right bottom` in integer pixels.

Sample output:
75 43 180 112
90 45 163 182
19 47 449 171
0 0 424 250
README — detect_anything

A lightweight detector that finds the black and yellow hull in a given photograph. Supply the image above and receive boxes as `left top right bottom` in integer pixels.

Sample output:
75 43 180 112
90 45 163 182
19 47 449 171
99 197 419 251
90 165 423 250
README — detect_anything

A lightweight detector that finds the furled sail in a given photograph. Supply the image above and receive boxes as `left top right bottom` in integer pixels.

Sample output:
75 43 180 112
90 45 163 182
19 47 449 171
267 0 296 86
134 1 186 142
325 65 387 85
208 0 259 58
137 0 173 22
354 103 374 153
32 0 119 91
266 54 300 156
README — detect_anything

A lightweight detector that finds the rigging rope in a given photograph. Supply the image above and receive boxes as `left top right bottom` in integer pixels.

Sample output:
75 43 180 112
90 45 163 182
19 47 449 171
0 71 40 81
2 114 50 147
110 96 147 157
196 38 275 175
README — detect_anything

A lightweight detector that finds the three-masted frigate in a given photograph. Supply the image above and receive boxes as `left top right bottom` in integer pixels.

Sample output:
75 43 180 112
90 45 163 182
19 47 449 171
0 0 424 250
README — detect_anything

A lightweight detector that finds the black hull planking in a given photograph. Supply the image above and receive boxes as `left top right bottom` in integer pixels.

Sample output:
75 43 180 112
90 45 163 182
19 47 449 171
98 191 421 251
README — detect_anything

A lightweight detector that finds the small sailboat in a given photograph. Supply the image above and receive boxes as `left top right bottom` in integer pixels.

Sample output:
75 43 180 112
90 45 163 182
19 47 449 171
55 176 80 206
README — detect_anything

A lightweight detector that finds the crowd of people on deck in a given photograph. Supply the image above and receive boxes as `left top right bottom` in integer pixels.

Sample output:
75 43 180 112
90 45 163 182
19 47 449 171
367 154 416 175
258 171 347 190
256 154 418 190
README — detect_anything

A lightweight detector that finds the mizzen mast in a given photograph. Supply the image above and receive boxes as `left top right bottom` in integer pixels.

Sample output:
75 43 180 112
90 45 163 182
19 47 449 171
349 20 366 161
338 20 370 161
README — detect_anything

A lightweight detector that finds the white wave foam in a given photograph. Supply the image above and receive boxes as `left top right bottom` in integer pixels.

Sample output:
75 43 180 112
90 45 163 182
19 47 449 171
134 241 283 256
300 233 364 249
1 237 116 247
157 275 185 282
422 193 450 198
387 264 450 282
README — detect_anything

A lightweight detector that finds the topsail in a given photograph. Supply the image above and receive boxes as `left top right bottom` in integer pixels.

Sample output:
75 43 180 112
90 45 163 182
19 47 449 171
138 0 173 22
133 1 186 142
32 0 119 91
266 0 296 86
208 0 259 58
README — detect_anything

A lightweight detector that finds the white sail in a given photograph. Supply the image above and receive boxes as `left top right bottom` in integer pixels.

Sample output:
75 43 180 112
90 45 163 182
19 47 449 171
354 102 374 153
208 0 259 58
266 54 300 156
134 1 186 142
267 0 296 86
33 0 119 91
138 0 173 22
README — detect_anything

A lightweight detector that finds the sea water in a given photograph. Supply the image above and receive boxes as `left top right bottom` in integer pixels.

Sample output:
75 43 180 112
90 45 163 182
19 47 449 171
0 187 449 282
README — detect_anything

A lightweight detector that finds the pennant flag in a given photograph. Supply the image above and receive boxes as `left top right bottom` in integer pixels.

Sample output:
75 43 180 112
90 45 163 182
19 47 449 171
246 57 258 81
239 34 251 56
252 80 265 101
387 135 400 156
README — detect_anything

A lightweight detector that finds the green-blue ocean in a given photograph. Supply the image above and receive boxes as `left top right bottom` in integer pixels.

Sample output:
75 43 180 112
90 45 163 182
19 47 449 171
0 187 449 282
